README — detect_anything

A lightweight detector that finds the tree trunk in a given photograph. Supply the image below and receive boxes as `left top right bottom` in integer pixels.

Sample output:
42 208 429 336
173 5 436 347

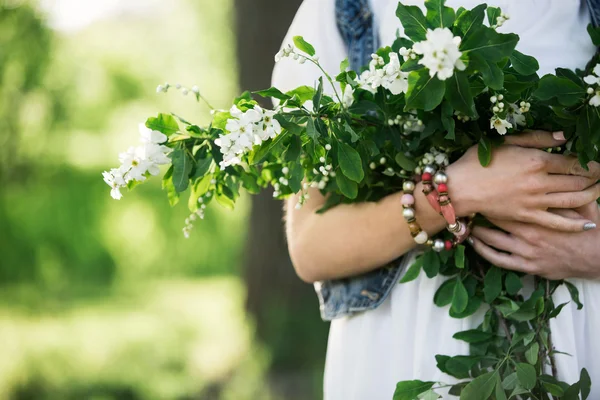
233 1 328 398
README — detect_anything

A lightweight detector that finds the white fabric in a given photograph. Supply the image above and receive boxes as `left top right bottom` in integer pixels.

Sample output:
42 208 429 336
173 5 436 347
272 1 600 399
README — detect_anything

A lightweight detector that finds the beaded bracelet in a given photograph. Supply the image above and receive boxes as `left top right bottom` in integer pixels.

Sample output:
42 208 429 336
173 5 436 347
420 166 472 245
401 179 454 252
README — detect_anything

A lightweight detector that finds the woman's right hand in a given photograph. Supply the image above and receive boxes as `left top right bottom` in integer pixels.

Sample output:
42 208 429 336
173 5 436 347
448 130 600 232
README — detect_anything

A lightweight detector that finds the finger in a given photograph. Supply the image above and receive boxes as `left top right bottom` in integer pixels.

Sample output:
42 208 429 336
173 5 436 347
526 210 596 232
504 130 566 148
545 183 600 209
468 236 534 274
574 201 600 221
543 175 595 193
471 226 531 258
548 208 586 220
545 154 600 179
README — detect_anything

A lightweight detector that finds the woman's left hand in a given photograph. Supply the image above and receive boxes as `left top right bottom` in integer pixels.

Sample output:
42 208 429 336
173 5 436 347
469 202 600 280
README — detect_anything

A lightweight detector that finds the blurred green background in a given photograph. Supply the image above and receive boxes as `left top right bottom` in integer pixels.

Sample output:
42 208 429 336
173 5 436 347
0 0 328 398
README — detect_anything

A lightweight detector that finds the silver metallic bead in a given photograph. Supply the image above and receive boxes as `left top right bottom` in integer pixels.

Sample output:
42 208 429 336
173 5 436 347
402 207 415 221
434 172 448 185
403 181 416 192
433 239 445 252
423 165 436 175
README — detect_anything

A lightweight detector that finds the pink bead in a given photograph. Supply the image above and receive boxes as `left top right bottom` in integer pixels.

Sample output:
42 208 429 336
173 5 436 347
426 191 441 213
401 194 415 206
441 202 456 225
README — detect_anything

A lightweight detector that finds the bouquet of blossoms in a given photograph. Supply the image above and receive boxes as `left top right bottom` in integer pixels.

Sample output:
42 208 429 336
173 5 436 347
103 0 600 398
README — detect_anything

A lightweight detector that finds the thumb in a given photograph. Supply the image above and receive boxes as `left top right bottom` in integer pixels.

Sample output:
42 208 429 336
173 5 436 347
504 130 566 149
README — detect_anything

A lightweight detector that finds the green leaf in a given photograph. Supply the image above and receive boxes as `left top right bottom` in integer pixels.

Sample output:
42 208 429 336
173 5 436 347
516 363 537 390
450 296 482 318
400 257 424 283
445 356 480 379
335 172 358 199
395 153 418 171
193 156 213 180
581 368 591 400
588 23 600 46
306 117 320 140
548 302 569 319
286 86 316 104
419 389 441 400
451 278 469 314
483 266 503 303
422 251 441 278
292 36 316 56
462 28 518 62
188 174 212 211
425 0 455 28
525 342 539 365
405 69 446 111
495 373 507 400
434 278 456 307
453 329 494 344
337 143 364 182
313 77 324 112
146 113 179 136
250 130 290 165
454 4 486 43
445 71 476 116
502 373 518 390
479 59 504 90
340 58 350 72
254 87 290 101
170 147 193 193
478 136 492 167
283 135 302 162
460 371 498 400
396 3 428 41
455 245 466 269
564 281 584 310
344 122 360 143
441 101 456 139
577 106 600 160
162 166 180 206
534 75 586 106
510 50 539 75
504 272 523 296
393 380 435 400
486 6 501 26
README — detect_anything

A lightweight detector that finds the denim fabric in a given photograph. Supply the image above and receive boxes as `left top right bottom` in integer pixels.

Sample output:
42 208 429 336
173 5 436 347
588 0 600 27
311 0 405 322
335 0 379 71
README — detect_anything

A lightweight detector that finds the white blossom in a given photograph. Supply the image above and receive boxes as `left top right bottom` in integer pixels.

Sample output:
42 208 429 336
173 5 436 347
103 169 126 200
490 116 512 135
507 104 526 127
357 52 409 95
584 64 600 107
342 85 355 108
103 123 173 199
412 28 465 81
215 105 283 168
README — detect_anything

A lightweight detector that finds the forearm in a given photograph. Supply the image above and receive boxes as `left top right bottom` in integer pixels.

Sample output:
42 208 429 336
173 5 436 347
285 182 448 282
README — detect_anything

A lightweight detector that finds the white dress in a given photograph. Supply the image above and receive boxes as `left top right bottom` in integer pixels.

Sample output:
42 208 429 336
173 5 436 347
272 1 600 399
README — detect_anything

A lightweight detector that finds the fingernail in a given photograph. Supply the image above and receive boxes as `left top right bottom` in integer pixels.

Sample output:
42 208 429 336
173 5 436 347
584 222 597 231
466 237 475 246
552 131 566 141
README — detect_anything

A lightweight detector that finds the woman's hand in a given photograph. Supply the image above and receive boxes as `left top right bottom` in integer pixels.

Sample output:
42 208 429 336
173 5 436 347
448 131 600 232
469 202 600 280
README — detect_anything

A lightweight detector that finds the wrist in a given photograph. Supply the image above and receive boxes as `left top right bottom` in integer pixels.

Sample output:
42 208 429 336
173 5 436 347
445 162 478 217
